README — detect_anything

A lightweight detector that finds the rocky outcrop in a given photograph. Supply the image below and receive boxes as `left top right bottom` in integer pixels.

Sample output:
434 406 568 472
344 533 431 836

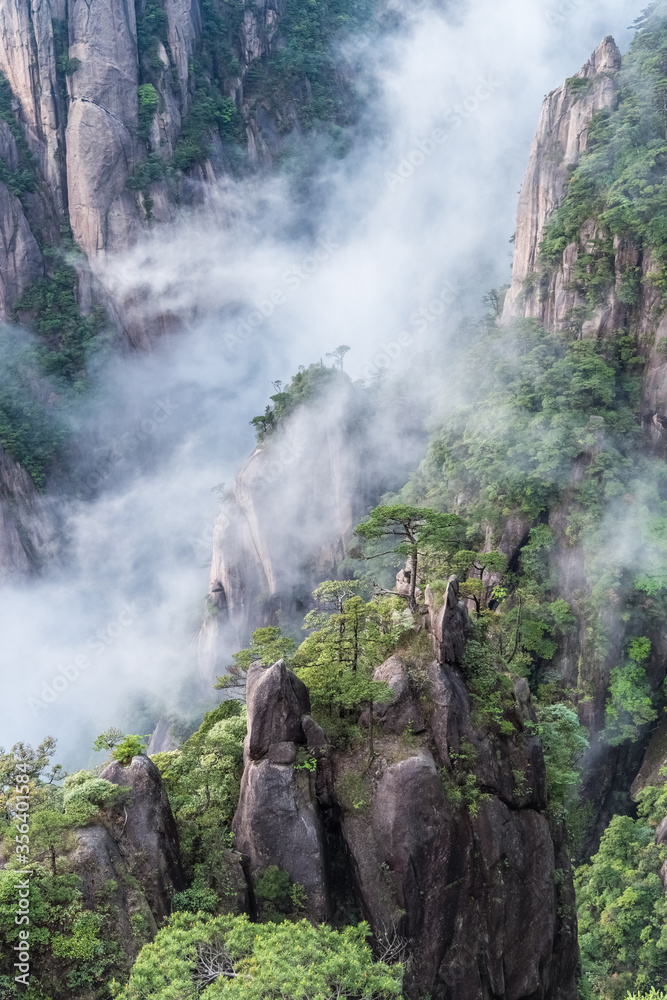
66 0 141 258
232 581 578 1000
165 0 201 107
0 0 66 215
71 824 157 964
232 660 330 921
100 754 186 920
502 37 621 325
0 442 58 581
199 392 368 677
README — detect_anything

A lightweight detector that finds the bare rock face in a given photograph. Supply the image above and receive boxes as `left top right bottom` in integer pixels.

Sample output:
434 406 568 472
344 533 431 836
502 37 621 325
66 0 141 258
165 0 202 107
0 179 44 319
245 660 309 759
71 825 156 964
359 654 428 736
0 442 58 582
0 0 65 212
99 754 186 920
232 660 330 922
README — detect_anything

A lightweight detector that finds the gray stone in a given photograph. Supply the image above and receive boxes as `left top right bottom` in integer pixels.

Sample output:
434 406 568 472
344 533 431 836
100 754 185 920
245 660 307 760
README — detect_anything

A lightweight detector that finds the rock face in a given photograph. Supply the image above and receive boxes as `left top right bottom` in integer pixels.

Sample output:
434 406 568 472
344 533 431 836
99 754 186 920
232 581 578 1000
71 824 157 966
502 37 622 325
232 660 330 922
66 0 141 258
0 442 58 581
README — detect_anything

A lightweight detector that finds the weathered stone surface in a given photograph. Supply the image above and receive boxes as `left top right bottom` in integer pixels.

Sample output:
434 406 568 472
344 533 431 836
428 576 470 667
165 0 201 106
147 716 180 755
0 442 58 582
233 757 329 920
245 660 308 760
0 180 44 319
100 754 185 920
359 654 427 735
233 655 329 920
502 36 621 325
233 586 575 1000
66 0 140 257
71 825 156 963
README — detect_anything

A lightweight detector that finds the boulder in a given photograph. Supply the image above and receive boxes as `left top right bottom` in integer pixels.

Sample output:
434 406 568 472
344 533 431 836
245 660 309 760
233 658 329 919
100 754 185 920
359 654 427 735
233 758 329 921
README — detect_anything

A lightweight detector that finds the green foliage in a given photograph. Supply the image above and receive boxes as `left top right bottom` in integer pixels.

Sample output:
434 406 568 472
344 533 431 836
112 911 402 999
172 88 240 172
537 703 589 810
13 266 106 386
251 363 349 441
136 0 169 70
0 330 67 487
62 772 129 825
0 72 37 198
138 83 159 142
56 54 81 75
539 7 667 298
355 504 467 611
0 862 124 999
253 865 306 921
230 627 298 671
576 813 667 999
0 739 140 998
155 702 247 914
605 637 657 746
94 731 148 766
292 584 412 743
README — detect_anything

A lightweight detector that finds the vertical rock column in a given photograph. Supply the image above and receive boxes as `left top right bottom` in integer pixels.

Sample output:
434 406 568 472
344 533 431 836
502 37 621 326
232 660 330 921
66 0 141 257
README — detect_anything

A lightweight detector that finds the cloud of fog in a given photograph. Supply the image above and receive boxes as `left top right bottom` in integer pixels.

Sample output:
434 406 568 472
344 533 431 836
0 0 642 767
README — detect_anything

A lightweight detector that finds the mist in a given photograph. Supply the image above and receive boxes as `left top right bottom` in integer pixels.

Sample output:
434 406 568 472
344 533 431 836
0 0 642 767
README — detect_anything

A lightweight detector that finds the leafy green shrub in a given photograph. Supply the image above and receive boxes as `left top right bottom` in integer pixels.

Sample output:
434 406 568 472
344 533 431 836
537 703 589 810
136 0 169 70
0 73 37 197
576 814 667 999
63 772 129 825
112 736 148 766
138 84 159 142
0 330 66 487
605 637 657 746
13 266 106 385
172 88 240 173
111 912 402 999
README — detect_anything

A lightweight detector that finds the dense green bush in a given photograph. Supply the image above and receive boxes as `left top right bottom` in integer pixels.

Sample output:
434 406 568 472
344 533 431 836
110 912 402 999
576 814 667 999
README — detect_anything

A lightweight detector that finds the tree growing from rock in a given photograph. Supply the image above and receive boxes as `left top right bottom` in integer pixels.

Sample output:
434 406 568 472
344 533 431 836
354 504 466 611
293 585 412 756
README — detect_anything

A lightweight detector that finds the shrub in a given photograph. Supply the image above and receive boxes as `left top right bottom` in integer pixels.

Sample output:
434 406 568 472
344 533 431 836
138 84 159 142
110 912 402 999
